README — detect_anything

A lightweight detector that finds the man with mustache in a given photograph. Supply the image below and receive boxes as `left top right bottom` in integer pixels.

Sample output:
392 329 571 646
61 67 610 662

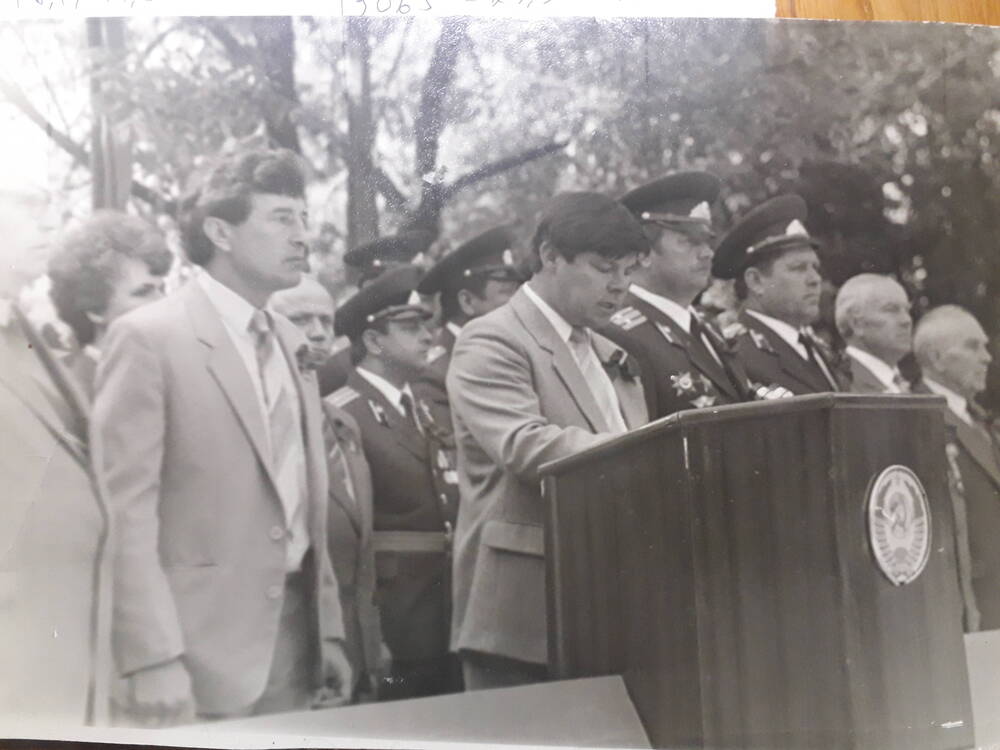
601 172 752 419
834 273 914 394
914 305 998 630
713 194 843 395
91 149 351 724
447 192 648 690
329 264 461 700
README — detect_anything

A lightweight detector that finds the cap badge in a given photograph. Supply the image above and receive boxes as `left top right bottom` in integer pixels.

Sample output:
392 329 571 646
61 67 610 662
689 201 712 221
407 290 422 306
412 252 426 266
502 248 514 267
785 218 809 237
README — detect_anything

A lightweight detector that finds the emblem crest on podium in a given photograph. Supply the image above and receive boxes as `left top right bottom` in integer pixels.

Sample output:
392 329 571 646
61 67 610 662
866 465 932 586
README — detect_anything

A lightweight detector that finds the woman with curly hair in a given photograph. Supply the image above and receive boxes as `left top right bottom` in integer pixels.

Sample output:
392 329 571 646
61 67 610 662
47 210 173 394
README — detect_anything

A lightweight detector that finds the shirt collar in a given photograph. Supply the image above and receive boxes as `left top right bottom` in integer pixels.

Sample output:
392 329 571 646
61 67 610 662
846 346 900 391
523 282 574 344
197 271 258 336
446 321 464 340
922 377 972 425
356 366 411 415
745 309 806 354
629 284 691 333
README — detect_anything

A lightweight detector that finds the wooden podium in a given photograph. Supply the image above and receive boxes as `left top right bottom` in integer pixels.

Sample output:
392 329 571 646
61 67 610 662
541 394 974 750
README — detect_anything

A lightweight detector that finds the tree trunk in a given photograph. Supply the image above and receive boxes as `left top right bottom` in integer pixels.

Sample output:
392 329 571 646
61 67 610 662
87 18 132 210
344 17 379 251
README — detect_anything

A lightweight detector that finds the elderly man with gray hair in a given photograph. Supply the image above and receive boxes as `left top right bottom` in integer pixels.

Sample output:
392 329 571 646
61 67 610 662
834 273 913 394
914 304 997 631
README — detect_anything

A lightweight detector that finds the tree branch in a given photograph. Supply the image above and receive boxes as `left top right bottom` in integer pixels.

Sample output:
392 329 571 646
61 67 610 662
442 139 568 199
372 166 408 213
0 77 175 215
413 18 469 177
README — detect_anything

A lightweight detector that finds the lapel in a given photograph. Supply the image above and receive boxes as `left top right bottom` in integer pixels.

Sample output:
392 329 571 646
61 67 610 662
629 293 740 400
323 407 366 534
182 281 279 495
348 370 428 464
439 325 458 355
944 406 1000 489
509 288 608 432
848 355 888 394
0 316 90 468
741 311 829 393
274 314 327 532
590 331 648 428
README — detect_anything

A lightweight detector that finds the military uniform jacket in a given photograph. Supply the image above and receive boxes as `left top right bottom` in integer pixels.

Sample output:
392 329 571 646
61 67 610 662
330 370 458 662
413 325 457 451
320 402 382 694
928 391 1000 630
599 291 750 420
731 310 843 395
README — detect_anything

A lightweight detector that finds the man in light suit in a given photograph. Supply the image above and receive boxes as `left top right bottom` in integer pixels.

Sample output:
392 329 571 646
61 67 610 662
447 192 649 690
834 274 913 394
0 194 113 727
271 277 383 701
914 305 999 630
713 195 844 395
92 149 351 724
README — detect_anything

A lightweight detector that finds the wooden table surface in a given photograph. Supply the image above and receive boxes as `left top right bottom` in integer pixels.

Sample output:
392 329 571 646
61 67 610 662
777 0 1000 24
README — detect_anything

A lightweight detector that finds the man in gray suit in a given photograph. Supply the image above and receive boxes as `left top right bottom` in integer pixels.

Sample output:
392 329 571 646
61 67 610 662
834 273 913 394
447 192 650 690
92 149 351 724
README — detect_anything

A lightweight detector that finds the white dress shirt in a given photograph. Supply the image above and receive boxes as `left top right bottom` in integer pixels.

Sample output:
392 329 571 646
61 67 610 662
197 272 308 571
630 284 692 333
446 321 464 340
523 283 627 433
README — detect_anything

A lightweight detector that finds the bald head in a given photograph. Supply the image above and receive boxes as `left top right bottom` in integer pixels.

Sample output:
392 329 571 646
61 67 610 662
834 274 912 366
269 276 335 366
914 305 992 399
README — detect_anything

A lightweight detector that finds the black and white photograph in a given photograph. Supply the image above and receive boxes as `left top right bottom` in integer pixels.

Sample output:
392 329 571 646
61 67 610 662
1 6 999 748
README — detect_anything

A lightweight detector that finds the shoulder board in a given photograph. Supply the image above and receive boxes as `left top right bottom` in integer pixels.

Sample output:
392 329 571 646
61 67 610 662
609 306 647 331
427 344 447 364
328 385 360 408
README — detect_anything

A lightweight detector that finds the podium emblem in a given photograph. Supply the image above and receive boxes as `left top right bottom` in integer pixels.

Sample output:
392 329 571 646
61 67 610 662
867 465 931 585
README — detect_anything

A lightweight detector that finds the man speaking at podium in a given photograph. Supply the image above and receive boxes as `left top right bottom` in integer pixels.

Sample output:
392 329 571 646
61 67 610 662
446 192 649 690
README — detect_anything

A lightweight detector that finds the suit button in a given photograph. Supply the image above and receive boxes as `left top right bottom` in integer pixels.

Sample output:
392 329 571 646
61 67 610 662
269 526 285 541
266 584 283 600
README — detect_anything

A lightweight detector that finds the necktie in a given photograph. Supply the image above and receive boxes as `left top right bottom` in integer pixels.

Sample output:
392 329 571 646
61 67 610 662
689 310 724 368
249 310 303 510
568 327 627 433
798 329 840 391
399 390 425 435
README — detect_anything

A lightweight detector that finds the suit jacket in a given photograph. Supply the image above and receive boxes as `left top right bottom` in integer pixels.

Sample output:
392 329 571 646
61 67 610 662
317 345 353 397
330 369 456 661
446 287 647 665
732 310 842 395
935 398 1000 630
845 352 892 394
91 280 344 715
321 402 381 693
0 310 113 726
598 290 749 420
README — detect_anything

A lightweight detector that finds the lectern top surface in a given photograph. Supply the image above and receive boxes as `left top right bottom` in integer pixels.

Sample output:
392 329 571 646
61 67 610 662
539 392 947 477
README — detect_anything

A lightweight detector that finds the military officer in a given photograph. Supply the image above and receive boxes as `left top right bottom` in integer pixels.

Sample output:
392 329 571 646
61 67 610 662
317 231 434 396
712 194 843 395
601 172 752 420
328 264 460 700
414 225 526 413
